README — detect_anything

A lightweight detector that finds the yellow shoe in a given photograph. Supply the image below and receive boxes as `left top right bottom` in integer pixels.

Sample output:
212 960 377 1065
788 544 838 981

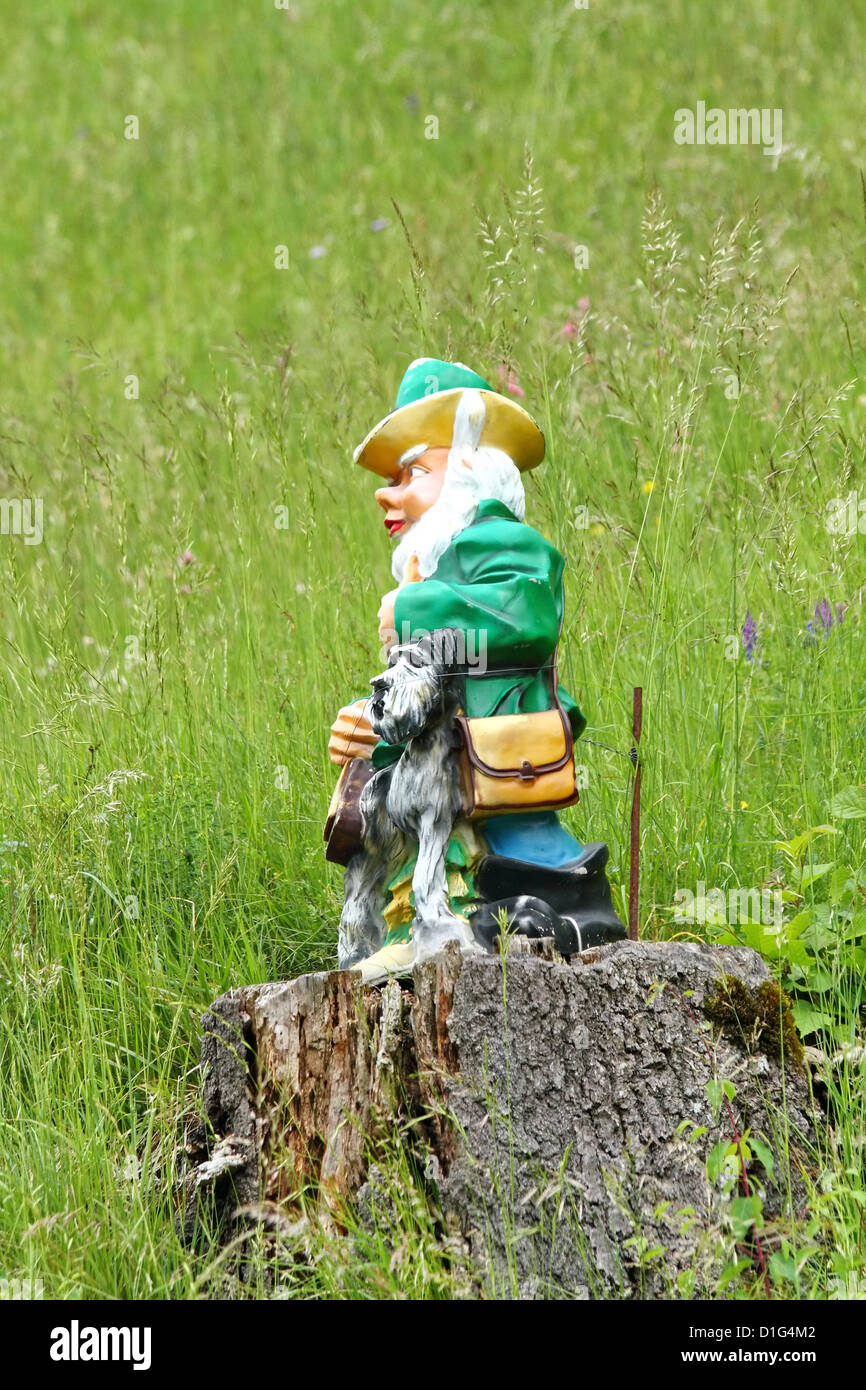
354 941 416 985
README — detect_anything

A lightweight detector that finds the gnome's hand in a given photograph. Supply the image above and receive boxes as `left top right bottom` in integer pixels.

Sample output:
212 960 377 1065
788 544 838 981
378 556 422 652
328 701 378 765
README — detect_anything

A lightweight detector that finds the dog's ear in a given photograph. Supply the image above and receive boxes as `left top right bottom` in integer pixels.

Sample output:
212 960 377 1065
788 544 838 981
387 641 411 670
391 632 424 668
388 630 464 673
429 627 465 674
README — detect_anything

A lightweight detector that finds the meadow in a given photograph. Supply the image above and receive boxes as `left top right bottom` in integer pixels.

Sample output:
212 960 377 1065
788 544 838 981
0 0 864 1298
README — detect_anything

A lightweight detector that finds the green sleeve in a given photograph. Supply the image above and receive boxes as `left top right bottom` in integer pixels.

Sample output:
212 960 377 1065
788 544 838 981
393 518 562 668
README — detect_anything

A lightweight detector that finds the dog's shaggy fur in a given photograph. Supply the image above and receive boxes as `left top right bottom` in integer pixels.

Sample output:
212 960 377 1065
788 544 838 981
337 629 477 969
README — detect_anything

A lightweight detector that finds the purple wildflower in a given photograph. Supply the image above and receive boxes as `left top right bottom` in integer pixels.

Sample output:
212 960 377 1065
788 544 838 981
742 611 758 661
370 217 390 233
815 599 833 632
804 599 849 644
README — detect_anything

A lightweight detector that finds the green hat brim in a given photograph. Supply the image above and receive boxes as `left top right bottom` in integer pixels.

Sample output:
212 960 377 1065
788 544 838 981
353 388 545 479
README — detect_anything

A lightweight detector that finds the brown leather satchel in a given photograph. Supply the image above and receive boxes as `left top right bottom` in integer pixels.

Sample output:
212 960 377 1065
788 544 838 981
455 658 580 818
323 757 376 865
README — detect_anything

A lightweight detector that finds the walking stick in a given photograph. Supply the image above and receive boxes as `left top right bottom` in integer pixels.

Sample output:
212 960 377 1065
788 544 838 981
628 687 642 941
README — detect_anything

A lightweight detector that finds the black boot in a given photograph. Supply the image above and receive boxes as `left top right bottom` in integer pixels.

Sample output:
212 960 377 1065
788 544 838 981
469 893 624 956
470 895 560 950
475 843 627 952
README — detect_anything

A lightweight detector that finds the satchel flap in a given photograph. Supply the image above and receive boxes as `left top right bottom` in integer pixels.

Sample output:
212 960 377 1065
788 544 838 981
460 709 570 777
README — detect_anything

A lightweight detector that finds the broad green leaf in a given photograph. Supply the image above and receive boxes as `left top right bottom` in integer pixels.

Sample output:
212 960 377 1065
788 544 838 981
728 1195 763 1239
775 826 837 862
740 922 782 954
718 1259 752 1292
784 939 812 968
785 909 812 940
769 1253 799 1282
803 965 835 991
791 1001 835 1035
707 1139 737 1184
827 865 858 906
750 1136 775 1179
799 862 834 891
770 1247 820 1282
643 1247 666 1262
738 921 809 966
830 786 866 820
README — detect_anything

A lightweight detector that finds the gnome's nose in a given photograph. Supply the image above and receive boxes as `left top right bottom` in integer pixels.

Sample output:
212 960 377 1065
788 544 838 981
375 481 402 510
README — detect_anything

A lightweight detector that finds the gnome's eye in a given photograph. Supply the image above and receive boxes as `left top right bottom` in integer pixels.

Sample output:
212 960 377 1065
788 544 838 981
408 464 429 478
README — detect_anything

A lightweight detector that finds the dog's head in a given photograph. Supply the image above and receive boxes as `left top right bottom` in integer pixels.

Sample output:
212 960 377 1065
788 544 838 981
369 628 465 745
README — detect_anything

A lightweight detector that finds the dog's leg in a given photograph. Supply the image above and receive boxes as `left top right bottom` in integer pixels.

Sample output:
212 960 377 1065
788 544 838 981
338 850 387 968
388 725 477 961
338 768 405 968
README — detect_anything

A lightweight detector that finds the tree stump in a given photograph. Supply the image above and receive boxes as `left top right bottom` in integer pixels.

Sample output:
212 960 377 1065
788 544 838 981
184 938 819 1298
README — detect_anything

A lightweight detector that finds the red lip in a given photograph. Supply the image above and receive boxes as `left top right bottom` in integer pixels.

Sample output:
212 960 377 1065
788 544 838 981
385 518 406 537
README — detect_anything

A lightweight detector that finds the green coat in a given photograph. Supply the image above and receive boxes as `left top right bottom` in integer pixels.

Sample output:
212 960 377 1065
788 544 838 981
371 499 584 769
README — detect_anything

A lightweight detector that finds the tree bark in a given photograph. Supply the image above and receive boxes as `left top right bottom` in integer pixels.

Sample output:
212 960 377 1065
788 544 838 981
184 938 819 1298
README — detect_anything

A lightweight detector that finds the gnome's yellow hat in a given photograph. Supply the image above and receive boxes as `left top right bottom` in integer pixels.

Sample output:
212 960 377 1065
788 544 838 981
353 358 545 479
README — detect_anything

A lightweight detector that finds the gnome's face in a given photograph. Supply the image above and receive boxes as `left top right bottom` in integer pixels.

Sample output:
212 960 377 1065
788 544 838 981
374 447 451 538
372 391 526 586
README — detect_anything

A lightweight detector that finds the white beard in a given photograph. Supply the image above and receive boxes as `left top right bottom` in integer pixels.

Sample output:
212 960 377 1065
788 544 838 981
391 442 526 585
391 488 477 583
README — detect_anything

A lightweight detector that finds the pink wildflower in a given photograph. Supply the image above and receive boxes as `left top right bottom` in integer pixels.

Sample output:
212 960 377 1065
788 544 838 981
496 363 525 398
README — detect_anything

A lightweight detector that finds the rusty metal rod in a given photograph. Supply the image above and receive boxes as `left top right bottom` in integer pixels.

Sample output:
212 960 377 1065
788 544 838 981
628 686 643 941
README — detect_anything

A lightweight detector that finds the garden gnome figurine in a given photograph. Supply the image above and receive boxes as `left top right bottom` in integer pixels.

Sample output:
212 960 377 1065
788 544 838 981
327 358 625 983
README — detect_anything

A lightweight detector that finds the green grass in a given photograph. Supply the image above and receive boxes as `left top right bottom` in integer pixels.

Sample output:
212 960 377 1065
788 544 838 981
0 0 864 1298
